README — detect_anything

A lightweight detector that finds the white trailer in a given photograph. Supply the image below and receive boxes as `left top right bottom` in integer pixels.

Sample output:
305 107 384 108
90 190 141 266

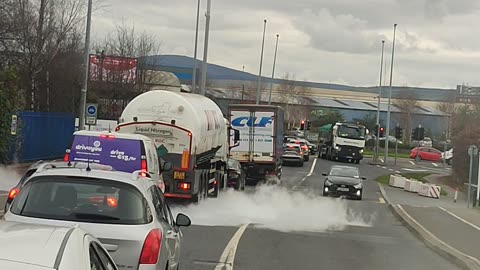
116 90 236 202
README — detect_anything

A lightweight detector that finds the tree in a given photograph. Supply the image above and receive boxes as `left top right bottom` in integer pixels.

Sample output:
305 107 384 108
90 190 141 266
310 108 344 127
394 92 418 144
276 73 312 127
0 67 25 163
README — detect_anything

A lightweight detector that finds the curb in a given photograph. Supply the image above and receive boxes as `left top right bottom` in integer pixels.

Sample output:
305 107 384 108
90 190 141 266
377 182 480 270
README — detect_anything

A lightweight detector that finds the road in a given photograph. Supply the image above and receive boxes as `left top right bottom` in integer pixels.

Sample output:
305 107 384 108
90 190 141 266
173 157 460 270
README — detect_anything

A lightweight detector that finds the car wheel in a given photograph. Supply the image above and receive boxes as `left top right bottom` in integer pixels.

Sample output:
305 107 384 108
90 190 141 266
415 155 422 162
323 190 328 197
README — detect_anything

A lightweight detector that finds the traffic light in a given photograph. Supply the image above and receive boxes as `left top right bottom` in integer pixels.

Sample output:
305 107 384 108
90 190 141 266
374 125 379 137
300 120 305 130
395 126 403 139
379 127 385 138
306 120 312 130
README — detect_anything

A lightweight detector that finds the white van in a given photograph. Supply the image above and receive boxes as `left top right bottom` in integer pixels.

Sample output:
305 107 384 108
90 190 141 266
64 130 168 192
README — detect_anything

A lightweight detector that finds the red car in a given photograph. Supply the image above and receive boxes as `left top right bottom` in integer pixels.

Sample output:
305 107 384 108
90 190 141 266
410 147 442 162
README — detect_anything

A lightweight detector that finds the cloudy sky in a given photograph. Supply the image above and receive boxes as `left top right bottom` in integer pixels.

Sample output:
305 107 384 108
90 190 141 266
92 0 480 89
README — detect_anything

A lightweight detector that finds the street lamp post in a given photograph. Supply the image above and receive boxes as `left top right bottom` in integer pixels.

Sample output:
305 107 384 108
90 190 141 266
375 40 385 163
268 34 279 105
78 0 93 131
256 19 267 105
192 0 200 93
384 23 398 163
199 0 212 96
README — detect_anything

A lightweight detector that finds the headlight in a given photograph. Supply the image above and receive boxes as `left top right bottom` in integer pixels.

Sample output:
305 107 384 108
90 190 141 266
354 183 363 189
359 149 364 154
325 179 333 186
335 146 341 151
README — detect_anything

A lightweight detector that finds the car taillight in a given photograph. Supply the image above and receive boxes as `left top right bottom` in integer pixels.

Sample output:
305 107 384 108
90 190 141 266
139 229 162 265
141 159 147 172
178 183 191 190
63 152 70 162
99 134 115 139
8 188 20 201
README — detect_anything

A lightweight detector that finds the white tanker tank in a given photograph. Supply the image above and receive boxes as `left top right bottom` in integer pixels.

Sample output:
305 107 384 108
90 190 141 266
116 90 231 201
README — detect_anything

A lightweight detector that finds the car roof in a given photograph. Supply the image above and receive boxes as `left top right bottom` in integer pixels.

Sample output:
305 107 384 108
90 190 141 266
284 143 300 147
330 165 359 171
0 221 78 269
74 130 152 142
26 167 154 192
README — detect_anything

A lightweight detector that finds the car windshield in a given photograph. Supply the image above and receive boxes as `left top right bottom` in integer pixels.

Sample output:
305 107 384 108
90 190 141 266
330 167 359 178
337 126 365 140
10 176 149 225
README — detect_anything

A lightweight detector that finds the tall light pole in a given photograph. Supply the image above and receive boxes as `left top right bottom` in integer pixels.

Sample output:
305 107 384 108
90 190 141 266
199 0 212 96
385 23 398 163
192 0 201 93
268 34 279 105
78 0 93 130
375 40 385 163
256 19 267 104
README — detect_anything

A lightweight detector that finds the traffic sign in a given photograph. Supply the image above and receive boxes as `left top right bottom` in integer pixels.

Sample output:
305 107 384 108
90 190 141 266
85 103 98 125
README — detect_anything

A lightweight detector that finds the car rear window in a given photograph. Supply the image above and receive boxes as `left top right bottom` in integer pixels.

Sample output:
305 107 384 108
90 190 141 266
10 176 150 225
69 135 143 173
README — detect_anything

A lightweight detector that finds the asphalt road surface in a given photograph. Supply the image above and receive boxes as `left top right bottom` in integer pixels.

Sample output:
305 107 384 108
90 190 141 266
176 157 460 270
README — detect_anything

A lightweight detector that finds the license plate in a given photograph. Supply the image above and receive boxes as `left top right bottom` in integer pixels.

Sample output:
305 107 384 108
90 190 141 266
338 187 349 192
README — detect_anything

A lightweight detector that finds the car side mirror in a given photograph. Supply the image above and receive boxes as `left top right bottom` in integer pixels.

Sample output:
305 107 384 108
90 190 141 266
361 177 367 180
162 162 172 172
322 173 328 176
176 213 191 227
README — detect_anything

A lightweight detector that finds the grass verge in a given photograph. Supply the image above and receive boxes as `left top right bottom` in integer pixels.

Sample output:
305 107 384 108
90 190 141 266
363 150 410 159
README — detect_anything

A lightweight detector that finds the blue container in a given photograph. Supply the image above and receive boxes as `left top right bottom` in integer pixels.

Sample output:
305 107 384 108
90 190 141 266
7 111 75 163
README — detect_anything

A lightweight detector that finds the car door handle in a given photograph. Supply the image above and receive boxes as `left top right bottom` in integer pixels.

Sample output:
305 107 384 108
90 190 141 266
166 230 179 239
102 244 118 252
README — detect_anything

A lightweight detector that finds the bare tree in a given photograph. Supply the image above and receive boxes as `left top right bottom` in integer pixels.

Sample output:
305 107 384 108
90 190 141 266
276 73 312 127
394 91 418 144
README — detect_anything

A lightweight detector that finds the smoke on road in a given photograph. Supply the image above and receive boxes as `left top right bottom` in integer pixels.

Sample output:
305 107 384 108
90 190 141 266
0 166 20 192
172 184 374 233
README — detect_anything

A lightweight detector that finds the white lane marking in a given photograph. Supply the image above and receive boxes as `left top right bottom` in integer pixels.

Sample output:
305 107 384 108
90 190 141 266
379 197 386 204
409 161 415 165
397 205 480 265
215 224 249 270
381 166 387 169
388 168 394 171
299 158 318 184
379 158 384 163
395 170 401 174
402 168 428 172
432 163 439 167
376 165 381 168
439 207 480 232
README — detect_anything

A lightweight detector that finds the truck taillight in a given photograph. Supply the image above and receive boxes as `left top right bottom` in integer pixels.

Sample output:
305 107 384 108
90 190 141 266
178 183 191 190
139 229 162 264
63 153 70 162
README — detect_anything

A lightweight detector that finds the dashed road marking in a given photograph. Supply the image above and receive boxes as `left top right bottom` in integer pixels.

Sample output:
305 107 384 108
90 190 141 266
395 170 401 174
379 158 384 163
432 163 439 167
215 224 249 270
382 166 387 169
409 161 415 165
299 158 318 184
388 168 394 171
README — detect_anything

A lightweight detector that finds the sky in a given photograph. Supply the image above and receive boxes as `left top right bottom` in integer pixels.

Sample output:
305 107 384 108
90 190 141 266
91 0 480 89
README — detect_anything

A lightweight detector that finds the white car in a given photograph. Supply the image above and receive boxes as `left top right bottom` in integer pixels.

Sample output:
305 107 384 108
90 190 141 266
0 221 117 270
5 162 191 270
442 148 453 165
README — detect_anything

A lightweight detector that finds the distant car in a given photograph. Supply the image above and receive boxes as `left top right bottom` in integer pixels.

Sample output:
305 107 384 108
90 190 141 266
282 150 304 167
410 147 442 162
0 221 117 270
412 137 433 147
227 159 246 190
442 148 453 165
305 140 318 155
287 139 310 161
4 163 191 270
322 165 366 200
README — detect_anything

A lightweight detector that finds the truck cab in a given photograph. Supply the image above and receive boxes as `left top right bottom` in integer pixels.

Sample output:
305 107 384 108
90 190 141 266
319 123 366 164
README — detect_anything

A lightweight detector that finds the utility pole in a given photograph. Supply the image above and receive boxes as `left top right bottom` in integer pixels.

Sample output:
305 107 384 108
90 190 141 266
268 34 279 104
200 0 212 96
375 40 385 163
78 0 93 130
256 19 267 104
385 23 398 163
192 0 200 93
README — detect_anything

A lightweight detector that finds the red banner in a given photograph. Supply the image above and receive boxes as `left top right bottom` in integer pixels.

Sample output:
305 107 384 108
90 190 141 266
89 55 138 84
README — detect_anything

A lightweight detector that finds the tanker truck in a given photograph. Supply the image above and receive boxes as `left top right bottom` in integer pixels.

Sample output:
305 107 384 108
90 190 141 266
116 90 238 202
